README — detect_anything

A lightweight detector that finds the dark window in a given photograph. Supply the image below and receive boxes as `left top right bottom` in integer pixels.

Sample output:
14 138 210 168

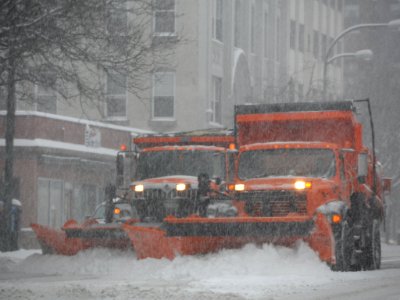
276 16 280 61
106 72 126 118
234 0 242 47
36 86 57 114
313 30 319 58
107 0 127 34
154 0 175 34
264 12 268 58
153 72 175 119
211 76 222 124
290 20 296 50
0 88 6 110
213 0 223 42
299 23 305 52
251 5 256 53
321 34 327 60
338 0 343 12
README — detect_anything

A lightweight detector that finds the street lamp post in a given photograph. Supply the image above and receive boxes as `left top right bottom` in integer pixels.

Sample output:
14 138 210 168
323 19 400 98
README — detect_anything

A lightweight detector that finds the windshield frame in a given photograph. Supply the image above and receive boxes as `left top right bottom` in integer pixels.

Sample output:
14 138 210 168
237 147 337 180
135 148 226 180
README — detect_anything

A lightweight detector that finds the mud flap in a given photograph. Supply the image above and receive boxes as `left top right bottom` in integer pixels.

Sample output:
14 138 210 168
307 213 335 265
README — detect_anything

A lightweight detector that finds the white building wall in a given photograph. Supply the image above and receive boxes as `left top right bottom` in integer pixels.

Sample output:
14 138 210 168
15 0 345 132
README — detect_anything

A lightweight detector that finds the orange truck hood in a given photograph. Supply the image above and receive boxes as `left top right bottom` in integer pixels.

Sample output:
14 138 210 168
238 177 338 191
131 175 199 189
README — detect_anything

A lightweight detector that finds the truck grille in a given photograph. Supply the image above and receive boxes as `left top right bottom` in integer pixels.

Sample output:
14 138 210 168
134 188 198 219
237 190 307 217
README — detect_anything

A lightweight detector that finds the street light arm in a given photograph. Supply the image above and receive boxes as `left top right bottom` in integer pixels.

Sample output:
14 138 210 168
326 49 373 65
323 22 391 98
324 23 388 63
326 53 356 65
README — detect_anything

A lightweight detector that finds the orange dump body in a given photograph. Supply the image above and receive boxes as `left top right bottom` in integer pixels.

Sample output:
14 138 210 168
235 102 363 150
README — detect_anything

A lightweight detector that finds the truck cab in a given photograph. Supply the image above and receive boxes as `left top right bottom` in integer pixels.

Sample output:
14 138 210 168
119 129 236 222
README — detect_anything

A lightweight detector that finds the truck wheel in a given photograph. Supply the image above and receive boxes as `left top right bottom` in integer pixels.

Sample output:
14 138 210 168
39 241 54 255
364 219 381 270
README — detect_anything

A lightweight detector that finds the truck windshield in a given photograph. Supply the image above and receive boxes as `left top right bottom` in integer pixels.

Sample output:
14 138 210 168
238 148 336 180
136 150 225 180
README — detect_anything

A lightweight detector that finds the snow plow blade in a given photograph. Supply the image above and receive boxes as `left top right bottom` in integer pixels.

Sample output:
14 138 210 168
122 215 334 261
31 223 84 255
31 220 134 255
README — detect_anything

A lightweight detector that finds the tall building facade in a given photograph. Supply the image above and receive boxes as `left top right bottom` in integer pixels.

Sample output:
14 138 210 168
11 0 345 132
0 0 346 238
343 0 400 242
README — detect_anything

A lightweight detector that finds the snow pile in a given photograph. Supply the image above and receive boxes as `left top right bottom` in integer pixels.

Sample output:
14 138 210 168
160 242 335 298
2 243 389 299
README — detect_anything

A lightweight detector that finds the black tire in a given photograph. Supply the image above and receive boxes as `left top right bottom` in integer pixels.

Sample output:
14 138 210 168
364 219 381 270
39 241 54 255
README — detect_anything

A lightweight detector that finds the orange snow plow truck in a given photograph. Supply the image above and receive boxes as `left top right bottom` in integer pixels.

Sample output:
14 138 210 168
124 100 390 271
232 100 391 271
123 129 237 259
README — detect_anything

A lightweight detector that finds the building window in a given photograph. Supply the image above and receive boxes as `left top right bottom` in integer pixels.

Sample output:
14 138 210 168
154 0 175 35
36 85 57 114
250 4 256 53
37 178 64 228
290 20 296 50
106 72 127 118
234 0 242 47
276 16 280 62
80 184 99 221
212 0 223 42
321 33 327 60
299 23 305 52
107 0 127 34
0 87 6 110
153 72 175 119
298 83 304 101
337 0 343 12
313 30 319 59
210 76 222 124
264 12 268 58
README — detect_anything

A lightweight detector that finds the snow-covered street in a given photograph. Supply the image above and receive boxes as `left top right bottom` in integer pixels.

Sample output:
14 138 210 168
1 242 400 300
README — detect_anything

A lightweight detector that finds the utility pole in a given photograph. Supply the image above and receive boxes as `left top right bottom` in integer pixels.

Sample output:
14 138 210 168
1 0 17 252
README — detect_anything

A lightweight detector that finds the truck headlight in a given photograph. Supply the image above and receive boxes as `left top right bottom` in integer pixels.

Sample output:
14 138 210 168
133 184 144 192
176 183 190 191
234 184 245 191
294 180 312 190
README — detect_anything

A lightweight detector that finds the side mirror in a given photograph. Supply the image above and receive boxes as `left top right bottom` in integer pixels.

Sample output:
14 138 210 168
357 153 368 183
383 178 392 194
116 153 124 187
227 150 238 182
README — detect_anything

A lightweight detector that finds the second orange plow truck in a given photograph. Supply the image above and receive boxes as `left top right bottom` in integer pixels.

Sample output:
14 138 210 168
123 100 391 271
